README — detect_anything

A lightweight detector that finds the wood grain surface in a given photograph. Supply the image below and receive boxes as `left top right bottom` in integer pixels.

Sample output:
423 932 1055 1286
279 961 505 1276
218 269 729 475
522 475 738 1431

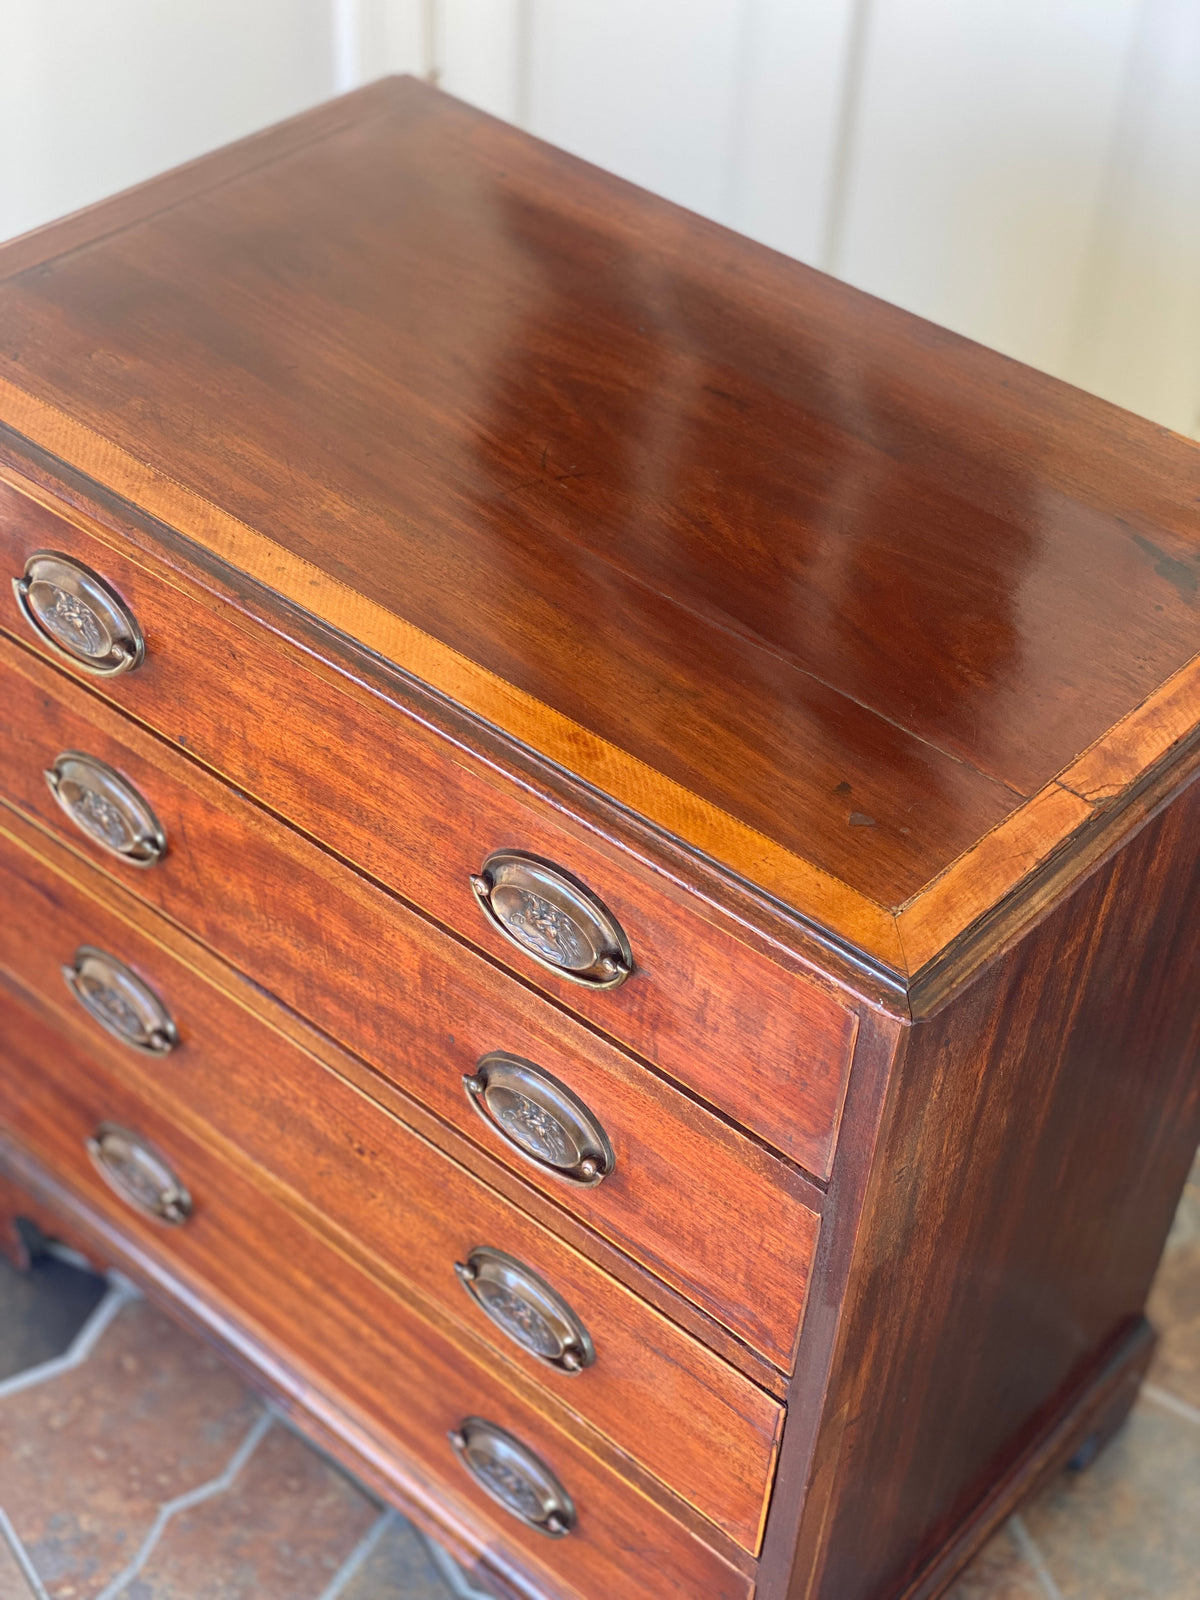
0 789 786 1398
0 983 753 1600
0 75 1197 1600
0 829 783 1548
782 772 1200 1600
2 950 782 1554
0 491 859 1172
0 77 1196 969
0 804 820 1372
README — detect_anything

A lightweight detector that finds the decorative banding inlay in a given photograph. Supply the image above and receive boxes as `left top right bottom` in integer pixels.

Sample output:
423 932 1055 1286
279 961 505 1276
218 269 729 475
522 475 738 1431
2 386 1196 977
0 415 904 968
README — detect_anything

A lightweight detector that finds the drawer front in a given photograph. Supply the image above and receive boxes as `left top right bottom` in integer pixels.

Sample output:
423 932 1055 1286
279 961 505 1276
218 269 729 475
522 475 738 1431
0 987 752 1600
0 849 782 1551
0 657 821 1371
0 468 856 1178
0 813 819 1371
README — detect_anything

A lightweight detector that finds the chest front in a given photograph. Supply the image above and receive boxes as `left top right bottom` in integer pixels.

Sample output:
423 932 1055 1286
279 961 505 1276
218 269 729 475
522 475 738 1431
0 75 1197 1600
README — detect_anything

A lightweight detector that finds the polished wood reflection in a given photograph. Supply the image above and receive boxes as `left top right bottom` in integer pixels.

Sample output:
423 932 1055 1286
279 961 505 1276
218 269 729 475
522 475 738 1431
2 77 1196 951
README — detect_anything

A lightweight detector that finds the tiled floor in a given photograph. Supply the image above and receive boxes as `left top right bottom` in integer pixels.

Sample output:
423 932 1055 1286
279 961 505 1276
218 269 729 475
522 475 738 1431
1 1158 1197 1600
947 1154 1200 1600
0 1252 479 1599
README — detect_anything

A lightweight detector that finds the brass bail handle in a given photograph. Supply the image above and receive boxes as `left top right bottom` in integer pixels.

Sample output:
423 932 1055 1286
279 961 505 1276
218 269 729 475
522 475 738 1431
470 850 633 989
13 551 145 676
448 1418 576 1537
463 1052 615 1187
62 946 179 1056
45 753 167 867
87 1123 192 1226
453 1246 596 1374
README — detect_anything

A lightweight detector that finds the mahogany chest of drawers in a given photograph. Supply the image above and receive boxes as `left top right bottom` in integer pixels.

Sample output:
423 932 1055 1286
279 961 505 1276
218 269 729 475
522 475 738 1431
0 77 1197 1600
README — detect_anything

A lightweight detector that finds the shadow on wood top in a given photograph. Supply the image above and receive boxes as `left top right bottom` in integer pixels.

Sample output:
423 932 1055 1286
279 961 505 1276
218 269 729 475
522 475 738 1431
0 76 1197 977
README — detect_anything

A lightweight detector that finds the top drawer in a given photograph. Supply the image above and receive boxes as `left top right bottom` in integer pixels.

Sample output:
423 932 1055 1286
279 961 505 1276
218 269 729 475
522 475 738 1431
0 469 857 1176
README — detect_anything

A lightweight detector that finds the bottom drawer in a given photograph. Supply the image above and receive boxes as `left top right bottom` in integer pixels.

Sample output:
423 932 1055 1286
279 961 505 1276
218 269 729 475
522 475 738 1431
0 982 752 1600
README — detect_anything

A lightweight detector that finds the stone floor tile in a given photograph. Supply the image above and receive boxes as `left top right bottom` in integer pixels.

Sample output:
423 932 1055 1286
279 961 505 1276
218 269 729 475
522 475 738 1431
1148 1162 1200 1409
123 1421 379 1600
0 1525 42 1600
0 1148 1193 1600
1148 1235 1200 1409
1020 1398 1200 1598
944 1523 1046 1600
0 1298 262 1600
0 1252 106 1384
337 1514 457 1600
1175 1158 1200 1240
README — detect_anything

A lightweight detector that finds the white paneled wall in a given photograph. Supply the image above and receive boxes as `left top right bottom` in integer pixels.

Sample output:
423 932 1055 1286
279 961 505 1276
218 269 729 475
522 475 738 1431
1 0 1197 435
0 0 334 239
528 1 751 223
724 0 859 264
832 0 1143 374
1067 0 1200 434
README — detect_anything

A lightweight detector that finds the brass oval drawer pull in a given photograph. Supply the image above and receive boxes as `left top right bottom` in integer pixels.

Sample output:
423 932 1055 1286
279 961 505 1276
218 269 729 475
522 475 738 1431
13 552 145 676
463 1052 614 1186
87 1123 191 1225
470 850 633 989
45 753 166 866
448 1418 575 1537
455 1247 595 1374
62 946 179 1056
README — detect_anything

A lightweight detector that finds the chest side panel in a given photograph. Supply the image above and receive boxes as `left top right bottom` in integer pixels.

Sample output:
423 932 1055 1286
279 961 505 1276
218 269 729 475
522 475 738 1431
791 773 1200 1600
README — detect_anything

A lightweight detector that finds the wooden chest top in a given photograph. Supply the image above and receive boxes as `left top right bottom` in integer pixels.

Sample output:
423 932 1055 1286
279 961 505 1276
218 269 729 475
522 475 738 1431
1 76 1197 978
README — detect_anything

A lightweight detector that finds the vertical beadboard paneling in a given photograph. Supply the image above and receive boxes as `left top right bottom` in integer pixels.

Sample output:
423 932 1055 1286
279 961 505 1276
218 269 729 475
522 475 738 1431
0 0 333 241
728 0 858 264
525 0 748 224
356 0 428 82
1066 0 1200 435
833 0 1142 377
332 0 364 91
437 0 529 123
